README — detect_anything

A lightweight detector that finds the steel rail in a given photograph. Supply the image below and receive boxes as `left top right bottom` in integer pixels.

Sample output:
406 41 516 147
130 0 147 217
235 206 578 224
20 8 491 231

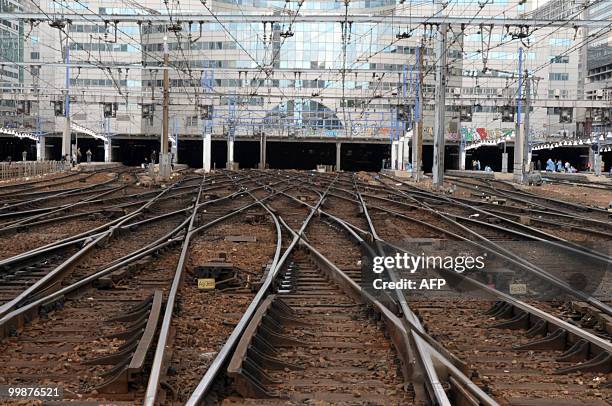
379 239 612 354
0 185 129 231
183 175 338 405
0 168 119 201
0 179 274 269
357 187 612 315
255 172 611 401
144 175 302 404
444 175 612 217
0 175 281 336
277 213 499 406
0 175 121 212
0 170 103 197
360 186 612 265
306 176 612 401
371 175 612 290
352 185 450 406
433 193 612 233
0 180 182 318
0 170 83 191
0 213 191 338
355 176 612 263
541 177 612 190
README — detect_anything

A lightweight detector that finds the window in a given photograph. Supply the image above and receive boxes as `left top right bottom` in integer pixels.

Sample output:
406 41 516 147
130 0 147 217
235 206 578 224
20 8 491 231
549 38 572 47
549 72 569 81
30 52 39 60
186 116 198 127
550 55 569 63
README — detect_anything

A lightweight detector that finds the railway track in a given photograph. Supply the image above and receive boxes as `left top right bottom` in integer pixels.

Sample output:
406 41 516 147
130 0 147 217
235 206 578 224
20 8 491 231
0 173 284 402
221 249 414 404
444 175 611 222
0 180 198 311
0 168 609 406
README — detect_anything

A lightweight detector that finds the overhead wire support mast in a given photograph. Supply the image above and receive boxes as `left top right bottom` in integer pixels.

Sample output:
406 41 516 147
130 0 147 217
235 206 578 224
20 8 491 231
160 35 171 180
411 43 424 181
432 22 448 188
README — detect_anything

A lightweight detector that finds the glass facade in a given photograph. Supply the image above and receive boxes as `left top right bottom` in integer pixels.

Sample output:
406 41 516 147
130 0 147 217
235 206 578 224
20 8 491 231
0 0 24 125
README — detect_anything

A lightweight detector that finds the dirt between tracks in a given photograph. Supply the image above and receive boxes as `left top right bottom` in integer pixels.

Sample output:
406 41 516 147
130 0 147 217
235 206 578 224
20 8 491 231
166 216 277 403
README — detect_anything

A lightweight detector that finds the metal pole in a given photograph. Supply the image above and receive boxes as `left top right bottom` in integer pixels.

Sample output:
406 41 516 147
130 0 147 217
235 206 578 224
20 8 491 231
513 47 524 183
62 36 71 163
411 43 424 181
523 73 531 182
432 23 448 188
160 36 170 179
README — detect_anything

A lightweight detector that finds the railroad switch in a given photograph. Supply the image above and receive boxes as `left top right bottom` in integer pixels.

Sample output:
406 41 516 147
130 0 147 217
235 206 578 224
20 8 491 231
251 262 273 292
245 210 266 224
194 262 241 290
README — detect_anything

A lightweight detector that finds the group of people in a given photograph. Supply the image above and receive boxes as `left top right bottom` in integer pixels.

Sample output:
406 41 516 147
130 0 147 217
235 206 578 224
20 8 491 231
144 150 175 170
471 159 492 172
60 147 93 167
544 158 577 173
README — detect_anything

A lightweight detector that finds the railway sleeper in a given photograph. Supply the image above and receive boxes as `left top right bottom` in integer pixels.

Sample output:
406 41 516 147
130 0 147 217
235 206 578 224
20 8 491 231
227 295 302 399
485 300 612 374
82 290 163 394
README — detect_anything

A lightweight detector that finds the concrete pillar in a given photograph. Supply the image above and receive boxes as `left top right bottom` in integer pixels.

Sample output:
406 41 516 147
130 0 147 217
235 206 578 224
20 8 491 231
391 140 398 170
459 142 466 170
259 133 267 169
171 141 178 166
203 133 211 172
226 138 234 169
402 136 410 170
62 116 71 160
397 137 404 170
513 126 525 182
36 136 45 161
104 139 112 163
501 152 508 173
336 141 341 171
159 154 171 178
527 151 532 170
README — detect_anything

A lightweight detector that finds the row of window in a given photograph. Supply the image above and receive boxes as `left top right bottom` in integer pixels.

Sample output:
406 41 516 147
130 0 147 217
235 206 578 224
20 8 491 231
69 42 140 52
69 24 140 36
69 78 141 88
143 41 238 52
549 72 569 81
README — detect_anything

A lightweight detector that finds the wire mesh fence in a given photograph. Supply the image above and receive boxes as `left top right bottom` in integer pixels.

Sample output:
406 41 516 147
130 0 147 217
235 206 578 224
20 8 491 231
0 161 67 182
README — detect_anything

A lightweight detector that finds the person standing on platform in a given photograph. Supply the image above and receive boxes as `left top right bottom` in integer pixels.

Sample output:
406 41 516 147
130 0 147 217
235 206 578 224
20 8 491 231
556 160 563 172
22 150 27 161
151 150 157 165
86 149 92 163
546 158 554 172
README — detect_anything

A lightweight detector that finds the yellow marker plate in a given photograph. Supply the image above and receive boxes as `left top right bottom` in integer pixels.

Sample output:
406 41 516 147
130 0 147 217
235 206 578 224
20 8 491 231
509 283 527 295
198 278 216 290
